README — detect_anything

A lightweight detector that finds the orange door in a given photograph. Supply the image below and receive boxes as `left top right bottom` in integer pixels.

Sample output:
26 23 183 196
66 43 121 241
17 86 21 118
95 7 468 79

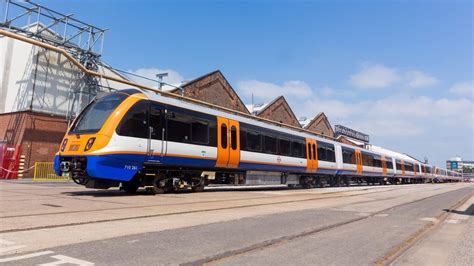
355 150 363 174
216 117 240 168
381 156 387 176
305 138 318 173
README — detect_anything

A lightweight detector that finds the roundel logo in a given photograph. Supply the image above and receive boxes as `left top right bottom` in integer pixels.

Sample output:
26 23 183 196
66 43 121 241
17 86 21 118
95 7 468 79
277 156 282 164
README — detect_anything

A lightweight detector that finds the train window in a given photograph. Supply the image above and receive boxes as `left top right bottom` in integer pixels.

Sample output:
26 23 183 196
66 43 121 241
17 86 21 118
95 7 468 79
312 144 317 160
361 153 374 167
405 163 414 172
292 141 304 158
342 148 356 164
264 135 277 154
167 111 192 143
307 143 312 160
373 157 382 168
230 126 237 150
396 161 402 171
278 138 291 156
149 103 162 140
240 130 247 150
116 100 148 138
386 158 393 169
73 92 128 134
318 142 336 162
221 124 228 149
191 120 209 144
247 131 261 152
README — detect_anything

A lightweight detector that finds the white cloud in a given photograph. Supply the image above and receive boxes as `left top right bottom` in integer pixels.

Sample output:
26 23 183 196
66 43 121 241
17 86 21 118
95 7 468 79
449 81 474 98
350 63 400 89
405 70 438 88
237 79 312 102
127 68 184 91
350 63 439 89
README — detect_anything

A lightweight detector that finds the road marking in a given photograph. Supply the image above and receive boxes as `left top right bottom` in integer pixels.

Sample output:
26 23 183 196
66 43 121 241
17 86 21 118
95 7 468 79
38 254 94 265
374 213 389 217
419 217 437 223
446 219 459 224
0 251 54 263
0 239 26 254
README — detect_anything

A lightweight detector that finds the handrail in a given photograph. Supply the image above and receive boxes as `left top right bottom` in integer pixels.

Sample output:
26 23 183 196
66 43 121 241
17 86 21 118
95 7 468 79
0 29 336 141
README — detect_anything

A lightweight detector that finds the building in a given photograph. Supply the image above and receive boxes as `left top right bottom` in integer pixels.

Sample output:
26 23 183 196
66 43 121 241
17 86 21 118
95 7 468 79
0 22 130 177
171 70 249 114
300 112 335 138
446 157 474 180
253 96 301 128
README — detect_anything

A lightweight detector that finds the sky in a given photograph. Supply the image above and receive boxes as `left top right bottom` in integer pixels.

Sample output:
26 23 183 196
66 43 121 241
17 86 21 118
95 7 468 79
30 0 474 167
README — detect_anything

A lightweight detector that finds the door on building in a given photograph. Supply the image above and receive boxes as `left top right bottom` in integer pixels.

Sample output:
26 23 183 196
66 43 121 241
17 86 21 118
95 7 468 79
216 117 240 168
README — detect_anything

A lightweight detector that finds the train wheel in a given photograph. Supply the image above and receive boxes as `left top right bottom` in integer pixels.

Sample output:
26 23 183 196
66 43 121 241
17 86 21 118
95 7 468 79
145 177 168 195
300 176 312 189
190 175 207 192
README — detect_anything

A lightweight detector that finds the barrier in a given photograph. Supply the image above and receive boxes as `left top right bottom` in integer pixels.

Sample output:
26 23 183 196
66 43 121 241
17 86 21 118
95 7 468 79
33 162 69 181
0 144 22 179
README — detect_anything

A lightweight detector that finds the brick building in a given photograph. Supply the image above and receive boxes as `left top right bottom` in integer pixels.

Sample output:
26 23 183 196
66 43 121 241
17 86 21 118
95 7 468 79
171 70 249 114
301 112 335 138
254 96 301 128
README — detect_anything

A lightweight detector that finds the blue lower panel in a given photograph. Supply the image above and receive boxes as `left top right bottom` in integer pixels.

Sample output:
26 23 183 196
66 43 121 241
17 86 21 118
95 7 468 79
87 154 146 181
160 155 216 168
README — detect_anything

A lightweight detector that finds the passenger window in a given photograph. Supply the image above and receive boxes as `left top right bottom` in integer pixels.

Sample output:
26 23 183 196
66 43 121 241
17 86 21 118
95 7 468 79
117 100 148 138
231 126 237 150
167 111 191 143
292 141 304 158
221 124 227 149
278 138 291 156
264 135 277 154
247 131 261 152
312 144 316 160
191 120 209 144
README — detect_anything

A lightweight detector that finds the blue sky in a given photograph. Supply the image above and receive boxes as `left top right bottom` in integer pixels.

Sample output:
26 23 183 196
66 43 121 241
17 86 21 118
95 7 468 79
34 0 473 167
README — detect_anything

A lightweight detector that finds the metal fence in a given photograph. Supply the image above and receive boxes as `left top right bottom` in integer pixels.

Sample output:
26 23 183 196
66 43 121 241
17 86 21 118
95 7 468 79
33 162 69 181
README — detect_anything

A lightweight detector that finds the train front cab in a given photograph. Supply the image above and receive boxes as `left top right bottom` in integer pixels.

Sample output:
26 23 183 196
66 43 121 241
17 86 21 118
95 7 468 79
54 90 151 188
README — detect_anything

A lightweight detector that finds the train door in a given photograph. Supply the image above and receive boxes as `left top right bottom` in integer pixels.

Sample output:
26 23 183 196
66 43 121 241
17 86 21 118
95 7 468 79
401 160 406 176
146 102 166 162
216 117 240 168
355 150 362 174
305 138 317 173
381 155 387 176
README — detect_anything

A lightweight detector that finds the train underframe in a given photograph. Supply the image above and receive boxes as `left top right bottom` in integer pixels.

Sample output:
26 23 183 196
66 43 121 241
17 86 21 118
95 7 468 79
62 158 442 195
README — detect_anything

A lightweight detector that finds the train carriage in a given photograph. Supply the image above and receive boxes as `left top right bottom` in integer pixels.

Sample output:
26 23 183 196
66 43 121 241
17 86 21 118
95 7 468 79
54 89 459 193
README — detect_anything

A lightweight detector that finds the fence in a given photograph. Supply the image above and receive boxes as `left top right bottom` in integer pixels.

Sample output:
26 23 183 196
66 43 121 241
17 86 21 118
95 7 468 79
0 144 22 179
33 162 70 181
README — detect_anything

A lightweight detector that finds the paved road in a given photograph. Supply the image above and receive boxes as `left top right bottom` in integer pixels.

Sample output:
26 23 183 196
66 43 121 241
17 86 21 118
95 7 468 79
0 181 472 265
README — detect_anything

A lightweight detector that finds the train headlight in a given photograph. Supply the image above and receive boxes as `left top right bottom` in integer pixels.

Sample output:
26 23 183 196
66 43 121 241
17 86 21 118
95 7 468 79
60 138 68 152
84 137 96 151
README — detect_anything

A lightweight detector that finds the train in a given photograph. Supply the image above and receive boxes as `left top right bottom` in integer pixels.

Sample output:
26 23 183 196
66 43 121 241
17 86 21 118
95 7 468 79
54 89 462 194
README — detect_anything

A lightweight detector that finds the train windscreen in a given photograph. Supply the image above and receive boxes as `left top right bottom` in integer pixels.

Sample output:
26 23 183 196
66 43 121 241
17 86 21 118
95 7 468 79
70 92 128 134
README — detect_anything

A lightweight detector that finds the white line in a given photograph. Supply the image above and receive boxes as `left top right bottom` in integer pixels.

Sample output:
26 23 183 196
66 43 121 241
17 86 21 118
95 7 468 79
0 245 26 254
0 251 54 263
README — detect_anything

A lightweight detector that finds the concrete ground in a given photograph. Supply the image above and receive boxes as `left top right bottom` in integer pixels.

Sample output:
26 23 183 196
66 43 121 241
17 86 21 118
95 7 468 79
0 180 472 265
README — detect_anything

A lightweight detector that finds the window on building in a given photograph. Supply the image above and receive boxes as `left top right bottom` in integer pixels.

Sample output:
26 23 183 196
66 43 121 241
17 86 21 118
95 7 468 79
264 135 277 154
117 100 148 138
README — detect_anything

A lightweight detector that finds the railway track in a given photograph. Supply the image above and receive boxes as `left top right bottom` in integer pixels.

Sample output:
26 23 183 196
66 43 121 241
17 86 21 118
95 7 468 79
0 186 413 234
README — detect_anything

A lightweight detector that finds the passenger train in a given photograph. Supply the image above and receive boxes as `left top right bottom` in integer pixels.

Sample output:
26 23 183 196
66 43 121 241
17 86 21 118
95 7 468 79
54 89 462 193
